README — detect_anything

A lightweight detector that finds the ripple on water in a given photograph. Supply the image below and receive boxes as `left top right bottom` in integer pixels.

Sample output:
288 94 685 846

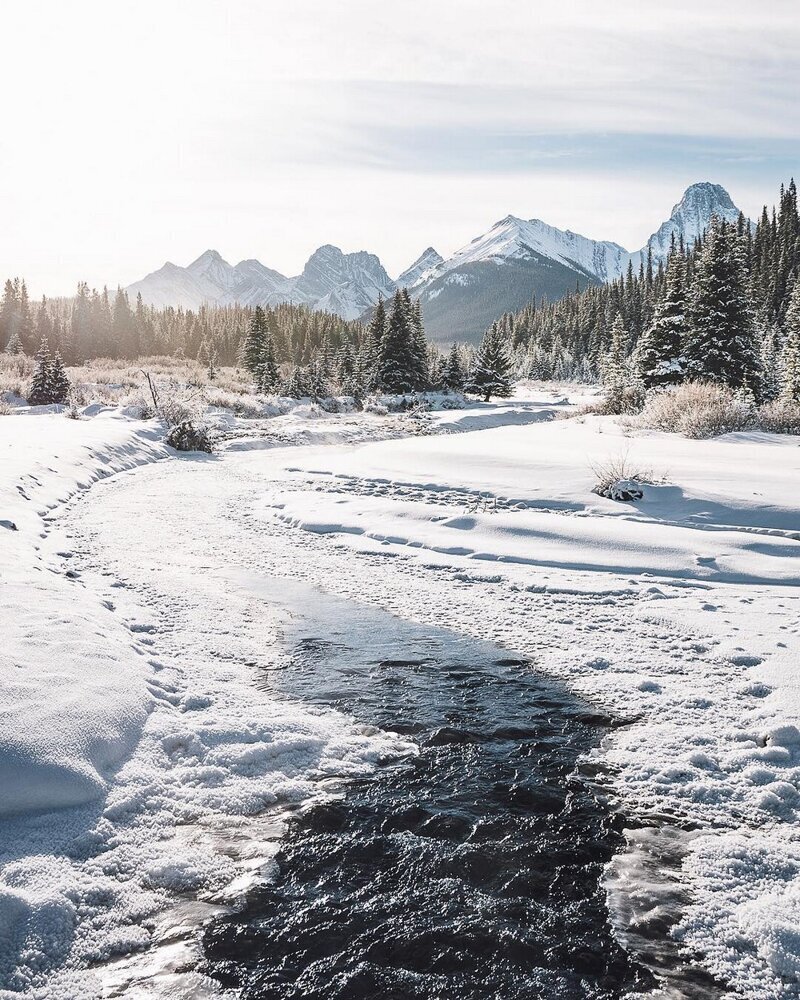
202 584 656 1000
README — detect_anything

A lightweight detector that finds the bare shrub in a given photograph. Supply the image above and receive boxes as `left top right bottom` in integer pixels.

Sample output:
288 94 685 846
0 353 34 398
143 376 205 425
590 452 655 497
640 383 755 439
758 397 800 435
205 388 263 417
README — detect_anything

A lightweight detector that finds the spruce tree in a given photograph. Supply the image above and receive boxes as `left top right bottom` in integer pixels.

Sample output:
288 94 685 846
467 324 513 401
28 339 53 404
241 306 268 375
780 280 800 401
405 291 429 390
49 352 70 403
256 330 280 393
685 217 762 394
603 314 630 401
759 326 780 402
369 295 387 353
441 343 464 391
4 330 23 355
635 242 686 388
377 291 419 393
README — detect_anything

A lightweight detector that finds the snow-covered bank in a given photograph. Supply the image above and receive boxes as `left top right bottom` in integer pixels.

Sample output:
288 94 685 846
0 408 414 997
1 412 169 814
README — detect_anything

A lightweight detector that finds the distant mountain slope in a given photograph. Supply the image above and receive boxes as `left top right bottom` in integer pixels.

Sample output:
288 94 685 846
125 181 744 342
126 246 393 320
415 256 597 344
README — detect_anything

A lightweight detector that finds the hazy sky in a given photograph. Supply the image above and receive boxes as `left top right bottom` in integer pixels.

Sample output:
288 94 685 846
3 0 800 295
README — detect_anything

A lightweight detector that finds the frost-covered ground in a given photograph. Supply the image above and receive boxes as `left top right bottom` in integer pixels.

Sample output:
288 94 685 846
2 387 800 998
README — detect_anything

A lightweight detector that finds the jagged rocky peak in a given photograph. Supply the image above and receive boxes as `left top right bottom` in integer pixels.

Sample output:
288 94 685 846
397 247 444 288
638 183 743 265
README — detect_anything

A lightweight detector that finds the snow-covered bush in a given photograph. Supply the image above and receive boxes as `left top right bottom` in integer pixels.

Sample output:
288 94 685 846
591 453 653 498
165 420 213 453
640 382 756 438
120 392 156 419
758 398 800 435
363 397 389 415
595 383 646 416
205 387 264 417
151 378 204 426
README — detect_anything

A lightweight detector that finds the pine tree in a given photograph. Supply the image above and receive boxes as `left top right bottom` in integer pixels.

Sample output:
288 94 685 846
28 339 53 405
308 360 331 401
603 314 630 400
283 366 310 399
336 338 356 386
377 291 420 393
4 330 23 355
241 306 268 375
369 295 387 353
635 242 686 388
759 326 781 402
256 330 280 393
467 324 513 401
780 280 800 401
685 217 762 394
441 343 464 391
49 351 70 403
405 292 429 390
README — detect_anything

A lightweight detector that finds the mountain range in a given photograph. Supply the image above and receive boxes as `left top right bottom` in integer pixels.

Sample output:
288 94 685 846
125 182 743 344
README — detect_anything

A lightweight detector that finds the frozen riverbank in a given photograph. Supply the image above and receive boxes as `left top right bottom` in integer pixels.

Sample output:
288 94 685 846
2 390 800 997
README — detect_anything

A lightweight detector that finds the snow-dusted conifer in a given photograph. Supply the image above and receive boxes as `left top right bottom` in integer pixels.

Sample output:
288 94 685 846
283 366 310 399
28 339 53 404
759 326 780 402
49 351 70 403
256 330 280 393
378 290 419 393
685 217 761 394
241 306 268 376
635 240 686 388
4 330 23 355
336 338 356 386
780 280 800 401
467 323 512 401
603 314 629 395
441 343 464 391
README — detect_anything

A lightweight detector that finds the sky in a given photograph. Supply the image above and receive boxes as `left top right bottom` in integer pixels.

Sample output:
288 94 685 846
3 0 800 296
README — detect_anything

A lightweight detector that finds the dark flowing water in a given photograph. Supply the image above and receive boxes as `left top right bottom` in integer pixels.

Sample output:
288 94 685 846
202 589 657 999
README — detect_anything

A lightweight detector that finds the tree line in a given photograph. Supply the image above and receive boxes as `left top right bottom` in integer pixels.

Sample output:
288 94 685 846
237 288 512 401
2 276 515 402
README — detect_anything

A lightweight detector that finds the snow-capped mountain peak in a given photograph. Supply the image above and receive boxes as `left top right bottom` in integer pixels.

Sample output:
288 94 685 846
634 182 742 266
397 247 444 289
425 214 628 285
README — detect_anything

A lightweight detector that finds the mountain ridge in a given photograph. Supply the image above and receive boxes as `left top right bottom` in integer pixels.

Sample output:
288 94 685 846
125 181 744 342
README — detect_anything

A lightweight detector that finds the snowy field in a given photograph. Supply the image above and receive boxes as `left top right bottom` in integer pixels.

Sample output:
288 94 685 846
1 387 800 998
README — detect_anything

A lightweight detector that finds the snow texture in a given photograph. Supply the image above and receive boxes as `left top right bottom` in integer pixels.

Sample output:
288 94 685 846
2 389 800 998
